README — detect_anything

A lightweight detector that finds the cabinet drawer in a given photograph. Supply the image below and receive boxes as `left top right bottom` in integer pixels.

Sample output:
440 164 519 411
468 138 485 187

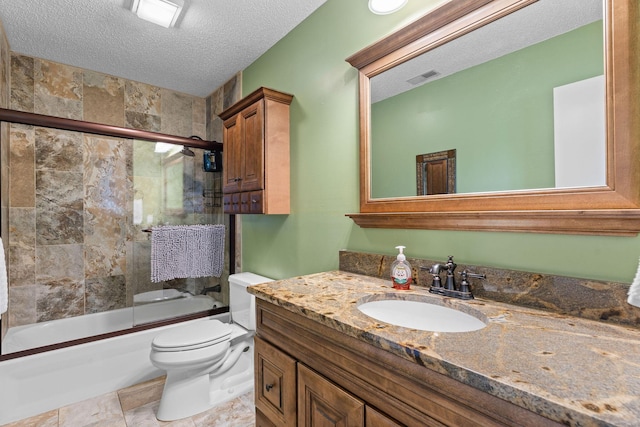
223 193 241 214
255 336 297 426
241 190 264 214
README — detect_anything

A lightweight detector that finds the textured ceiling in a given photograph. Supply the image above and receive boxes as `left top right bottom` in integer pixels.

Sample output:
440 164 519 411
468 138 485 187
0 0 327 97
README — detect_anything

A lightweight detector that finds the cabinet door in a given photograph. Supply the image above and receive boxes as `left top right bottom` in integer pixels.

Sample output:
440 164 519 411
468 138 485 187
222 114 242 193
241 99 265 192
255 408 278 427
255 336 297 426
366 406 403 427
298 364 364 427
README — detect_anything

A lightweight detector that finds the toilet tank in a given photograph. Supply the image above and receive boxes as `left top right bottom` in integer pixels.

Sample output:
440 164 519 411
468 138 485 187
229 272 273 331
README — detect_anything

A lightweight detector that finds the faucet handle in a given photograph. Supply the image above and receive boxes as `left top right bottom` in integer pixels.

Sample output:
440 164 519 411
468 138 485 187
446 255 456 272
458 270 485 296
465 272 486 280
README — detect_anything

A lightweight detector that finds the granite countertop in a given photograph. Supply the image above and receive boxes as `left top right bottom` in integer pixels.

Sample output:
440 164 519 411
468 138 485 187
248 270 640 427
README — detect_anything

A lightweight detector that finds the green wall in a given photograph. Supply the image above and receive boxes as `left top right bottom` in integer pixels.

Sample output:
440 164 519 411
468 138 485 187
240 0 640 284
371 21 603 197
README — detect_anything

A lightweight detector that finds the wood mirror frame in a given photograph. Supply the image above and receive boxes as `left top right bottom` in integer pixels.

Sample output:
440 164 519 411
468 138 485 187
346 0 640 236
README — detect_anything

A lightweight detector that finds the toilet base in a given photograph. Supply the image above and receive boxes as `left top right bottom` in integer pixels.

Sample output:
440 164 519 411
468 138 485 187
155 341 254 421
156 369 212 421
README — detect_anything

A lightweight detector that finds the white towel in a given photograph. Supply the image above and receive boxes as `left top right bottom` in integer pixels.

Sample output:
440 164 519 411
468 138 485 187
0 238 7 316
627 256 640 308
151 224 225 283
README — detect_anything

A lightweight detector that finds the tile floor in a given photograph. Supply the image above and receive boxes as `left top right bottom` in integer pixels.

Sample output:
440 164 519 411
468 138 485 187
1 376 255 427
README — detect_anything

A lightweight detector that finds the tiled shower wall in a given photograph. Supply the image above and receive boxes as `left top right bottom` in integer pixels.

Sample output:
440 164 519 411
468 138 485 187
3 52 241 333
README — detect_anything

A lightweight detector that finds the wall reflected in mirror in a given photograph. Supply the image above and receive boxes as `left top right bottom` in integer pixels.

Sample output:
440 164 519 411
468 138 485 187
370 0 605 199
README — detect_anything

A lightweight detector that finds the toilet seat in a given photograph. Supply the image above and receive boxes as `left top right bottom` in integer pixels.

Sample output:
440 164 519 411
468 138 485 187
152 320 232 352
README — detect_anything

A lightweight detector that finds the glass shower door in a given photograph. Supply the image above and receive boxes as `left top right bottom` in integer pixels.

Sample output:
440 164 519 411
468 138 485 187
131 140 227 326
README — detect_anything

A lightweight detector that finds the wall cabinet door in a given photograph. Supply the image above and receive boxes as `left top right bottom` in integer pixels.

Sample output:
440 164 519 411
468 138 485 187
240 100 264 192
222 114 242 193
222 100 263 193
298 364 364 427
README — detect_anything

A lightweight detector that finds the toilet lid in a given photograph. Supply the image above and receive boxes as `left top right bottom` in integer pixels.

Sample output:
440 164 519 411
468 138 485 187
152 320 232 351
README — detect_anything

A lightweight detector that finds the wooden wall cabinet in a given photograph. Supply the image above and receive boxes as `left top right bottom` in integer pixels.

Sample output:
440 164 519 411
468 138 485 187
220 87 293 214
254 299 563 427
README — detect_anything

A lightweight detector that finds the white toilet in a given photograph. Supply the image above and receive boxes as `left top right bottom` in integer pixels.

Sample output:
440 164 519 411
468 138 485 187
149 272 273 421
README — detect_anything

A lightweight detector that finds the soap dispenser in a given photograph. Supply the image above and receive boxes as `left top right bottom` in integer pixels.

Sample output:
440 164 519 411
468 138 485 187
391 246 412 290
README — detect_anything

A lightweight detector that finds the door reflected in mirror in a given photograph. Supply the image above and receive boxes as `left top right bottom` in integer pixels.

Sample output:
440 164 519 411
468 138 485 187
415 149 456 196
370 0 605 199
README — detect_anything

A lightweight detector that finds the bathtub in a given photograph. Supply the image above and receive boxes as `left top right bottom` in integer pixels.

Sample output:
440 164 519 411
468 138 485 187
2 294 223 354
0 311 230 425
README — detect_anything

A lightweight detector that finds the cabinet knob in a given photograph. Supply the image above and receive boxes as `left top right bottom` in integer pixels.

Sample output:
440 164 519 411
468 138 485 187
265 383 274 392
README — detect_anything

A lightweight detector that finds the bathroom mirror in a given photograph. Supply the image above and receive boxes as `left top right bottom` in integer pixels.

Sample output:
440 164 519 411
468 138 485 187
346 0 640 235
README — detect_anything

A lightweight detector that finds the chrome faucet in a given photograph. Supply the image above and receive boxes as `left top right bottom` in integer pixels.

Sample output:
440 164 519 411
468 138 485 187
420 256 485 300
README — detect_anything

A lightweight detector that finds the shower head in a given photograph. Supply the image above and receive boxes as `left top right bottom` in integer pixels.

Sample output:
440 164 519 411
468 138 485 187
181 146 195 157
180 135 204 157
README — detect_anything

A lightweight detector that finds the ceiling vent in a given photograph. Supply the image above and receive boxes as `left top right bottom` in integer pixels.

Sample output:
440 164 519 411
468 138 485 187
407 70 440 85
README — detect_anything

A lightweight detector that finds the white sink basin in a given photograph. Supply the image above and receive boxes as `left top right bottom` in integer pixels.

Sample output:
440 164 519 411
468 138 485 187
357 299 486 333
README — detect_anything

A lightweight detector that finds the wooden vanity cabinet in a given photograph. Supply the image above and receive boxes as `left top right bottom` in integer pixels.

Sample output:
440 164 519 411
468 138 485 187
256 336 399 427
254 299 564 427
220 87 292 215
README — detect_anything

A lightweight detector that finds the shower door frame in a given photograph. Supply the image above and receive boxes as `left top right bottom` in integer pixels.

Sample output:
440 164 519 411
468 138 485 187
0 107 236 361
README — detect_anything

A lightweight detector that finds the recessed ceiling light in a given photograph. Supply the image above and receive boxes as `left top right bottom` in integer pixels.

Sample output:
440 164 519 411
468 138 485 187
368 0 408 15
131 0 184 28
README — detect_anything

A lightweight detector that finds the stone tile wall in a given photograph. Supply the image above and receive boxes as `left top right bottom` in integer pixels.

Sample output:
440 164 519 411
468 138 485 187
4 52 241 330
